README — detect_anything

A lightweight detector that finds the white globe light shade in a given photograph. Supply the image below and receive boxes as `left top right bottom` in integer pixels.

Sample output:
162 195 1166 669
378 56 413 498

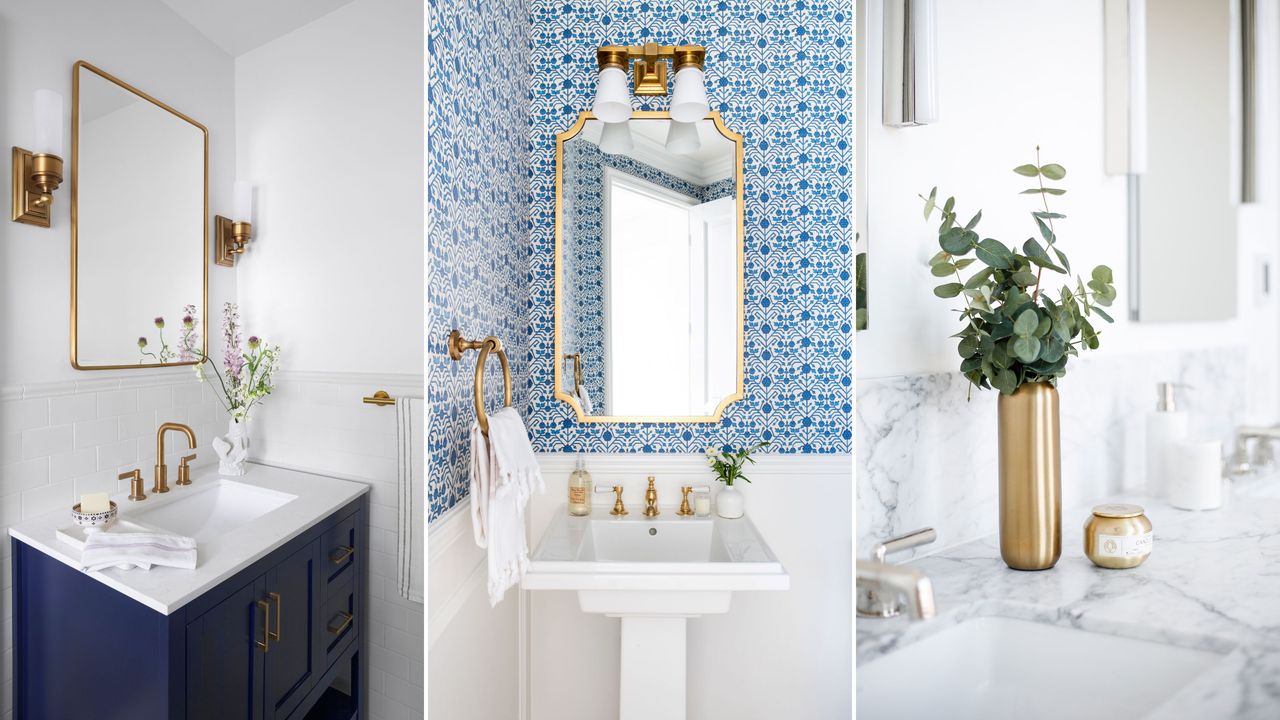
665 120 700 155
599 121 634 154
669 66 709 123
592 67 632 123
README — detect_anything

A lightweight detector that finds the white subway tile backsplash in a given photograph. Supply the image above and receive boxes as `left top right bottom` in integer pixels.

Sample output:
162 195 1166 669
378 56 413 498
21 481 71 519
1 399 48 433
20 425 73 460
95 389 138 418
72 471 118 499
49 394 96 425
96 439 138 471
0 459 48 496
50 449 97 483
135 386 174 412
73 418 118 449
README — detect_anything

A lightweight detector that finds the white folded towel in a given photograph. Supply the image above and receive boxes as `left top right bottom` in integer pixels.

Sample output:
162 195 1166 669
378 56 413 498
470 406 543 606
81 531 197 572
576 385 595 415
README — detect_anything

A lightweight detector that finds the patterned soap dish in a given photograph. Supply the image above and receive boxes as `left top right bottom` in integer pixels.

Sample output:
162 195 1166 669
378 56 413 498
71 501 118 533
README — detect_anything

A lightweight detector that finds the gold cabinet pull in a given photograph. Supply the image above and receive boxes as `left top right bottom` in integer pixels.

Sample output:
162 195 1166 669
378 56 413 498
256 599 271 652
268 592 282 641
330 546 355 565
327 611 354 636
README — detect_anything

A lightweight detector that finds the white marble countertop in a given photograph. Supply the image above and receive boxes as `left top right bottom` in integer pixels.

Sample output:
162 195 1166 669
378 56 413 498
857 477 1280 719
8 462 368 615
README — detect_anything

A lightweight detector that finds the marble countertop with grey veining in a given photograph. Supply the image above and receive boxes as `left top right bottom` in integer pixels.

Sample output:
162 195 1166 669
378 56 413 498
856 477 1280 719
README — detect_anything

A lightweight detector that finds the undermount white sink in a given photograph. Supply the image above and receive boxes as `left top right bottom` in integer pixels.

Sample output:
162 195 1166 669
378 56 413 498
525 507 788 720
857 616 1226 720
130 479 297 543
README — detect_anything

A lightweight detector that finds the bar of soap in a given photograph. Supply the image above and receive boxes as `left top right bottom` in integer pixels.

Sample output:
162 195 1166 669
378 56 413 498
81 493 110 513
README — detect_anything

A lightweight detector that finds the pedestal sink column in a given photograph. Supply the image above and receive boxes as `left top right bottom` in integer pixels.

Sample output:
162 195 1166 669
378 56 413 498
618 616 687 720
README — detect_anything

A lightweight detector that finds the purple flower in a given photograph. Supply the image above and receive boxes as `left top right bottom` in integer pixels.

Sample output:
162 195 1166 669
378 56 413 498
154 317 165 329
182 315 194 328
222 303 245 384
137 337 148 348
247 336 260 349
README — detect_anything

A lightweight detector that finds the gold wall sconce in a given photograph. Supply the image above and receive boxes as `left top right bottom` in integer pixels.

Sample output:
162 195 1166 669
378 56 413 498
215 180 253 267
11 90 65 228
592 43 710 124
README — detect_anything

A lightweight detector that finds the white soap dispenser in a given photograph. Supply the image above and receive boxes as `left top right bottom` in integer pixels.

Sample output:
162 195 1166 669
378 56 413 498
1146 382 1189 498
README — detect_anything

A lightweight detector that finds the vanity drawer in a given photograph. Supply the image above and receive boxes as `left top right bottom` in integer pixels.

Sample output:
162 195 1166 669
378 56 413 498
320 572 358 668
321 510 358 596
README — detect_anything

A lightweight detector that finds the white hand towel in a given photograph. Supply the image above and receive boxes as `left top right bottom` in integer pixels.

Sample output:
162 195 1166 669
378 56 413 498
81 531 197 572
396 397 425 604
469 406 543 606
576 385 595 415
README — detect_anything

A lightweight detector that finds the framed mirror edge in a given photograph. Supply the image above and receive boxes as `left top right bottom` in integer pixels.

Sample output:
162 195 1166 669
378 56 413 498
553 109 746 424
70 59 210 371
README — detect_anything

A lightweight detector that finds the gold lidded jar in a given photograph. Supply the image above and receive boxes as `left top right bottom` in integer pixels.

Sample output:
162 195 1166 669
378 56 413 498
1084 504 1152 569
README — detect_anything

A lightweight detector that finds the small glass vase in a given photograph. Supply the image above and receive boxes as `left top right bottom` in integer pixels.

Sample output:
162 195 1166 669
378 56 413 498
716 485 745 519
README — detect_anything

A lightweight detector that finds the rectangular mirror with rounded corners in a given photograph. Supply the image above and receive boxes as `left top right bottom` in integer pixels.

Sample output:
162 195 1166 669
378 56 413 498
72 61 207 369
555 111 744 422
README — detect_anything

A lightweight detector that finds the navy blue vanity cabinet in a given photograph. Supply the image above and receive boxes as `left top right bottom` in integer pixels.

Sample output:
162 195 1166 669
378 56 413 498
14 494 368 720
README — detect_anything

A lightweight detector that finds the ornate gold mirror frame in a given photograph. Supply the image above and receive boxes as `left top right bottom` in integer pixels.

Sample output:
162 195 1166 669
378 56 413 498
554 110 745 423
70 61 209 370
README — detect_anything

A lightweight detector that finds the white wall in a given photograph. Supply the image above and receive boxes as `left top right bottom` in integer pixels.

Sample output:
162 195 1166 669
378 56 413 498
525 454 852 720
233 2 425 718
233 0 424 377
0 0 236 386
858 0 1280 421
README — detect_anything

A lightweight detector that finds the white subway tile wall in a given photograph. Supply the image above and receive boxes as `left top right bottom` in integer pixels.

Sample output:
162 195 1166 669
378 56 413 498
250 372 424 720
0 370 224 720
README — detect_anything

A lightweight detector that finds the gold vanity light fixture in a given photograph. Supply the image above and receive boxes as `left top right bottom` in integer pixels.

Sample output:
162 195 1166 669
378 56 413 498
215 180 254 267
11 89 65 227
592 43 710 124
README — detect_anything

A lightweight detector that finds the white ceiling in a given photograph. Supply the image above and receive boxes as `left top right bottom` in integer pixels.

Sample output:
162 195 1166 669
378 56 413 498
159 0 356 57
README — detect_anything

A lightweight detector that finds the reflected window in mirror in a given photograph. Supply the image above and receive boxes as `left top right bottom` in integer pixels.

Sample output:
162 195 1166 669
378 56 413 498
556 112 744 422
72 62 207 369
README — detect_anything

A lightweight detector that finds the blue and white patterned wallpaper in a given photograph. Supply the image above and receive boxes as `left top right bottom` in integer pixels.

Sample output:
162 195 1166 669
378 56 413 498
562 136 738 414
427 0 531 521
525 0 853 454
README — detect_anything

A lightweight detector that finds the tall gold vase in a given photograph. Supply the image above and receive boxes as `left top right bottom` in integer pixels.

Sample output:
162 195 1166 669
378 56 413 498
997 382 1062 570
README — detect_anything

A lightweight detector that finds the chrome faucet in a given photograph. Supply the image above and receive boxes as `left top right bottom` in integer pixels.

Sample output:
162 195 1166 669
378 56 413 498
856 528 938 620
1227 425 1280 476
155 422 197 494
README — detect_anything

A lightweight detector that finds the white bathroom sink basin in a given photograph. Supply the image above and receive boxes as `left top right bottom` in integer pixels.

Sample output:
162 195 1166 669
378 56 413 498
524 507 788 615
857 616 1226 720
129 479 297 543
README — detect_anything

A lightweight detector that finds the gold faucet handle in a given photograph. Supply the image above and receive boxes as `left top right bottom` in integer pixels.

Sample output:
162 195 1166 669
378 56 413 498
177 454 197 486
610 485 628 516
643 476 659 517
677 486 694 516
120 469 146 501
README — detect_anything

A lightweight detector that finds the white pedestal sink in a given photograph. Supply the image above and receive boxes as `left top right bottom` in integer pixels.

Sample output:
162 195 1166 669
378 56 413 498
525 507 789 720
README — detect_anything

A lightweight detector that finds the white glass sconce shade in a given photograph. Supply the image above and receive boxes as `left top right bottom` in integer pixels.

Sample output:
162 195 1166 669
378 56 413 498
883 0 938 127
599 121 634 154
669 66 709 123
592 67 633 123
34 89 63 156
233 181 254 221
664 121 700 155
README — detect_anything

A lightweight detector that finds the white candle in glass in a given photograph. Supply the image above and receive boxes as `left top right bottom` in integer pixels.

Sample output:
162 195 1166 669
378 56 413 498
34 89 63 157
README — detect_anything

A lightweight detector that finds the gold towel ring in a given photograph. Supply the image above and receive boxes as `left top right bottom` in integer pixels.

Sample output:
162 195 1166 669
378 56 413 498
448 330 512 436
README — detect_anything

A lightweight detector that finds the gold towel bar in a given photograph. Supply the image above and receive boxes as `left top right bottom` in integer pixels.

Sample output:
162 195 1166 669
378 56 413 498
362 390 424 406
448 329 512 436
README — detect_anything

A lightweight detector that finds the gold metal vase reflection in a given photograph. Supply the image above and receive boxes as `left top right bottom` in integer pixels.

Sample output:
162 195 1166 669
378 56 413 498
998 382 1061 571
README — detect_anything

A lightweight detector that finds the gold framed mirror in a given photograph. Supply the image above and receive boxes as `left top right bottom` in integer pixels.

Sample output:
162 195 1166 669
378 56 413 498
554 110 745 423
71 61 208 370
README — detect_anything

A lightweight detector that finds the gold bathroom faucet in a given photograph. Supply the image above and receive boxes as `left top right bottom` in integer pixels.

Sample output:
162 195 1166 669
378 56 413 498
155 422 197 494
643 476 659 517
